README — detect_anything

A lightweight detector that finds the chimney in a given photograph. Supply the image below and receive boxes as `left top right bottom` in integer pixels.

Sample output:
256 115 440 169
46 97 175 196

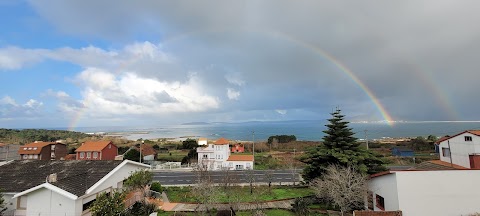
48 173 57 183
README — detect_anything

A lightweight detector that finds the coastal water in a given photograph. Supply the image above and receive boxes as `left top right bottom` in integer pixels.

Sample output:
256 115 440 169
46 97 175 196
71 121 480 141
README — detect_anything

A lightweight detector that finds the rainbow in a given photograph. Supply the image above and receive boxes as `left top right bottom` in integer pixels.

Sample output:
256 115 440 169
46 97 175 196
264 31 395 125
68 29 396 130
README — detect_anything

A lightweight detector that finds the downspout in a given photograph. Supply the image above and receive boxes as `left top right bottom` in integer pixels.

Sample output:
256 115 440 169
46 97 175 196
448 140 453 167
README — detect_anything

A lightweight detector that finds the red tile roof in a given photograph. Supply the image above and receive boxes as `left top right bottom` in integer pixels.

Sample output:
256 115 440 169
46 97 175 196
134 145 157 156
414 160 468 170
76 141 114 152
227 155 254 161
214 137 229 145
18 141 58 155
434 136 451 144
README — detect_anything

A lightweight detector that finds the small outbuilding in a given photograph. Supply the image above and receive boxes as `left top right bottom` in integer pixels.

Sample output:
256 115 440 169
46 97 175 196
392 147 414 157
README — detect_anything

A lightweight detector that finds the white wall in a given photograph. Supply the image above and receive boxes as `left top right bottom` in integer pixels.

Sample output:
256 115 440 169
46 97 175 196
87 162 148 195
25 187 76 216
224 161 253 170
370 170 480 216
369 173 399 211
198 144 231 170
439 132 480 168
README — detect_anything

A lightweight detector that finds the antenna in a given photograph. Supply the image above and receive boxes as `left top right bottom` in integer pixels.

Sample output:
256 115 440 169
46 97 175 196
364 130 369 150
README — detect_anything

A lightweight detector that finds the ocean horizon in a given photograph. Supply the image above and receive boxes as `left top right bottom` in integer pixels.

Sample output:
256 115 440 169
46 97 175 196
59 120 480 141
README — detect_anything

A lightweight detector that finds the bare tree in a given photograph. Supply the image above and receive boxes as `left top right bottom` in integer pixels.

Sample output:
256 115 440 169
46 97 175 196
310 165 368 216
192 160 218 215
245 169 256 195
265 170 274 193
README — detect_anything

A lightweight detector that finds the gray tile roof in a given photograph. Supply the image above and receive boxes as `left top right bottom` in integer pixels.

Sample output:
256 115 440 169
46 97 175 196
0 160 123 196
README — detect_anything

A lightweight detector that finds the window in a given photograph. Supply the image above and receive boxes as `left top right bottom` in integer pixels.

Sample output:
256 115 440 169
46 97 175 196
51 145 55 150
87 152 91 158
375 194 385 210
235 165 244 170
28 155 33 159
229 162 233 167
203 154 208 159
23 154 28 159
465 136 473 141
80 152 85 159
93 152 98 159
442 147 451 157
82 198 96 211
51 152 55 158
109 144 112 149
33 155 38 159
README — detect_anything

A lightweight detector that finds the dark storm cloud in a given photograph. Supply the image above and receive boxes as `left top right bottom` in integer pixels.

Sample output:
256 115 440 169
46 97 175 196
26 0 480 121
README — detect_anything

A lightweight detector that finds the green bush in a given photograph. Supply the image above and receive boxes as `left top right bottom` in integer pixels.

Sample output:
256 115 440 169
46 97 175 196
151 181 162 193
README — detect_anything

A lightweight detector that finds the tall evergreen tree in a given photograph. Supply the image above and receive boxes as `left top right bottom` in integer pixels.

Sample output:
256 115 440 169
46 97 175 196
301 109 386 182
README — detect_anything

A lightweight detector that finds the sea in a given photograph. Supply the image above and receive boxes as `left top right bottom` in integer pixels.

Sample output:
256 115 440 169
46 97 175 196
69 121 480 141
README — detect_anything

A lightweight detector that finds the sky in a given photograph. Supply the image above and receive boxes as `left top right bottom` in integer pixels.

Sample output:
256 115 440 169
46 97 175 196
1 0 480 129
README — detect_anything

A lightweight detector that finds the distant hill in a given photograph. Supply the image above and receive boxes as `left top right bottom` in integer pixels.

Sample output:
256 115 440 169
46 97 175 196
0 128 93 144
181 122 210 125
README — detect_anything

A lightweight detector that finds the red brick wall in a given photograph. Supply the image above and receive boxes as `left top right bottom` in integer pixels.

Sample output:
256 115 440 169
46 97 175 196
100 143 118 160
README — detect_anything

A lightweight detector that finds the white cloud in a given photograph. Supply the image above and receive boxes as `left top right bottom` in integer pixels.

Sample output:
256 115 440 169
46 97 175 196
0 96 43 118
227 88 240 100
74 68 219 117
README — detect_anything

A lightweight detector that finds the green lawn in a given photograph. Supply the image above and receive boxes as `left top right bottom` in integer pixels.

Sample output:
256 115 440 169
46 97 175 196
157 150 189 162
166 186 314 203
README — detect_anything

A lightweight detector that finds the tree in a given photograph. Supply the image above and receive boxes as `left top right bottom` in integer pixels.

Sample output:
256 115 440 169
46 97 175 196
291 197 311 216
182 138 198 149
192 161 218 215
124 170 153 195
310 165 368 216
0 188 6 216
124 148 140 162
90 191 126 216
125 201 157 216
301 108 386 181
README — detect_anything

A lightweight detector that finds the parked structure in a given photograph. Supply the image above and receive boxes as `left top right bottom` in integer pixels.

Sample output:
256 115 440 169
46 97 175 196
0 160 149 216
135 144 158 161
436 130 480 168
391 147 414 157
18 141 67 160
197 137 254 170
369 169 480 216
75 140 118 160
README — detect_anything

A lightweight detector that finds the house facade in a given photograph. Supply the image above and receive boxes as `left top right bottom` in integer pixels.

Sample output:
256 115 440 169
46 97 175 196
76 140 118 160
369 170 480 216
0 160 149 216
197 137 254 170
18 141 68 160
437 130 480 168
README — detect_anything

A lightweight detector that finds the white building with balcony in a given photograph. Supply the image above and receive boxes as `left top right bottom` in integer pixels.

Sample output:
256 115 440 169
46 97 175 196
197 137 254 170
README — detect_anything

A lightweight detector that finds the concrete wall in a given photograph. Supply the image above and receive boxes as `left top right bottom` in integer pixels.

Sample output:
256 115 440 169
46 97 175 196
369 173 399 211
439 132 480 168
370 170 480 216
25 187 76 216
224 161 253 170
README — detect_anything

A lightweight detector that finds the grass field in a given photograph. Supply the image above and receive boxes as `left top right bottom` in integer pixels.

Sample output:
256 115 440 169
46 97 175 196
166 186 314 203
157 150 189 162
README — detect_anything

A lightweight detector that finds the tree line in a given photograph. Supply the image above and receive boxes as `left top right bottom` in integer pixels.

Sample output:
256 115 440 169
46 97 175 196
0 128 92 144
267 135 297 144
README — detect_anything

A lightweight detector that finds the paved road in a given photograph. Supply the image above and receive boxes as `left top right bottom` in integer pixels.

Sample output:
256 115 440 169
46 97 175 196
153 169 302 185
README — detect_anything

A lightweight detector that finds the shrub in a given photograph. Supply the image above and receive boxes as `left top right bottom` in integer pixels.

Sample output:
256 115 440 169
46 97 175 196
151 181 162 193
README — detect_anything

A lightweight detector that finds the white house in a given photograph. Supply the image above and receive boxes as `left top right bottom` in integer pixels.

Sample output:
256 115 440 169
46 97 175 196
369 169 480 216
0 160 150 216
437 130 480 168
197 137 254 170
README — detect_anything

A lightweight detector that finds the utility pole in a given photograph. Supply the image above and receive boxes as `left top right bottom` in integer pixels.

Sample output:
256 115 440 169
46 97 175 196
140 140 144 163
252 131 255 158
364 130 369 150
